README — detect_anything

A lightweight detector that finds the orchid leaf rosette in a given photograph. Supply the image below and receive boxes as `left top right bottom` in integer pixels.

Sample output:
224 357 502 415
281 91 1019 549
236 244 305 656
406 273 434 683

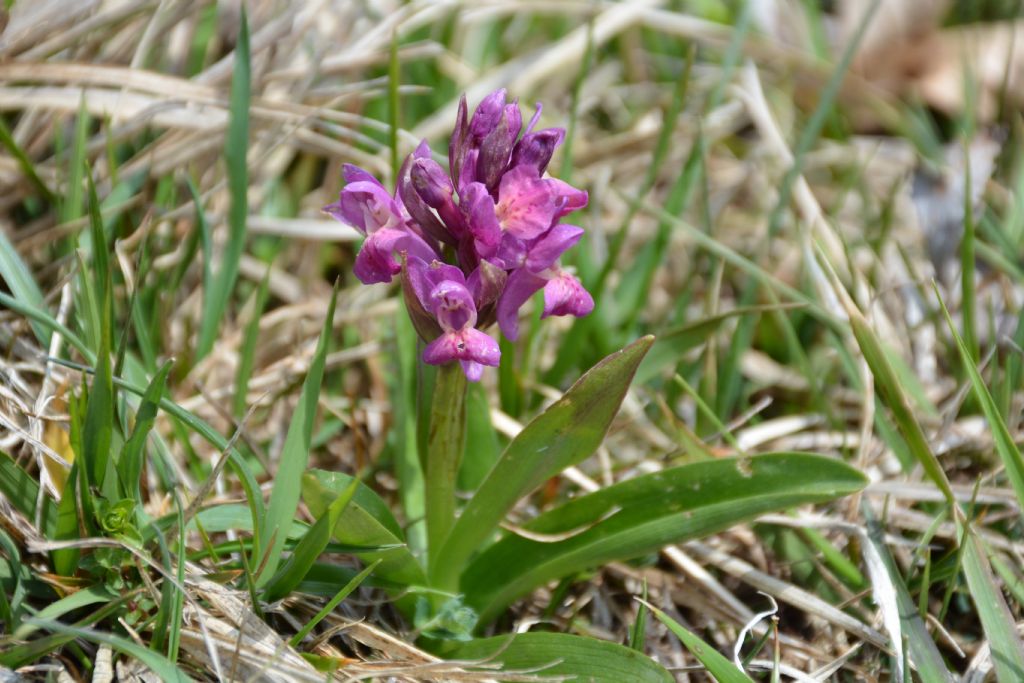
325 89 593 381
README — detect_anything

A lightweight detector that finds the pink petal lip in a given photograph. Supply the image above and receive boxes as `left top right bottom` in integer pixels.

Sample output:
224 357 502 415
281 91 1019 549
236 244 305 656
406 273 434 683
495 166 556 240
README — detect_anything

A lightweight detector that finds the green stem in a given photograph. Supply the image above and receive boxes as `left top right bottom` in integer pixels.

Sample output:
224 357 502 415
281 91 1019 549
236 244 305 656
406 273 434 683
425 362 468 581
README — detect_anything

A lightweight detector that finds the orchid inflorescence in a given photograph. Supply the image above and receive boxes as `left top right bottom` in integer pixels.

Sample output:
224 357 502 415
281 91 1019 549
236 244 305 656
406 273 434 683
325 89 593 381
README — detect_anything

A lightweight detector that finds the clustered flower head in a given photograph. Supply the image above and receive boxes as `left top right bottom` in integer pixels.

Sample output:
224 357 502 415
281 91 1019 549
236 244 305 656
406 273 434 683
325 89 593 381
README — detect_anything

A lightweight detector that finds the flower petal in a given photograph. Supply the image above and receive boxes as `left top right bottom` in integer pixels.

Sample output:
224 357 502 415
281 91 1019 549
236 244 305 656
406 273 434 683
421 328 500 379
461 327 501 366
548 178 588 218
353 228 407 284
430 279 477 332
342 164 381 185
468 259 508 309
496 166 556 240
324 180 401 235
461 182 502 258
526 223 584 273
542 271 594 319
354 229 440 285
460 360 484 382
496 267 547 340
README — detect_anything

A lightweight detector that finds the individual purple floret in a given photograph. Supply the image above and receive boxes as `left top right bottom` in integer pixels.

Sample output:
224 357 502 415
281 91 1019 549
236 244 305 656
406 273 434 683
325 88 593 381
323 164 438 284
406 258 500 382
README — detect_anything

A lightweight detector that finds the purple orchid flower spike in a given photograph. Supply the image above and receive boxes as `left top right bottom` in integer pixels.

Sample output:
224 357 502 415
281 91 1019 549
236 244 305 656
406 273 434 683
329 87 592 380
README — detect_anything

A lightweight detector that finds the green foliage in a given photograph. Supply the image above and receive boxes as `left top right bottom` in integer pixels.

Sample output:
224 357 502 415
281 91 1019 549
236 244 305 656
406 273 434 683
196 7 250 360
461 453 867 623
443 632 674 683
256 285 337 585
642 599 754 683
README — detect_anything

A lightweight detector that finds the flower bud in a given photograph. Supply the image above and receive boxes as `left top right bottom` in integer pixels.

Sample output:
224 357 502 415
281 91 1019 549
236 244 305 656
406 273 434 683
477 109 513 191
449 94 470 188
510 128 565 174
398 155 454 245
470 89 507 138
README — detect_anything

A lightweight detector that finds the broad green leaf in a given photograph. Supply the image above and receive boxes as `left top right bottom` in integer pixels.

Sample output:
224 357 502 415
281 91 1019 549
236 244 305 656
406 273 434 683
443 632 672 683
256 286 336 585
262 476 359 601
118 360 172 504
196 8 250 360
641 600 753 683
960 522 1024 683
461 453 867 623
458 381 501 493
433 336 654 590
937 290 1024 508
303 469 426 588
26 619 192 682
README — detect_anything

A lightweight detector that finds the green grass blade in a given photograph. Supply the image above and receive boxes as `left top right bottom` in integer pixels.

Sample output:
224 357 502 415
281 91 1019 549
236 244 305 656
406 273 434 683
629 579 648 652
256 285 336 585
196 7 250 360
289 559 381 647
863 509 954 683
12 585 117 640
960 522 1024 682
0 229 49 346
936 286 1024 507
847 306 955 505
0 291 91 361
82 170 118 501
388 28 400 181
432 336 654 591
0 451 43 520
393 301 426 555
639 599 754 683
118 360 172 504
26 619 193 682
960 145 979 362
233 266 270 418
0 117 54 202
263 476 359 601
51 460 82 576
302 469 426 588
443 632 673 683
62 97 89 225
